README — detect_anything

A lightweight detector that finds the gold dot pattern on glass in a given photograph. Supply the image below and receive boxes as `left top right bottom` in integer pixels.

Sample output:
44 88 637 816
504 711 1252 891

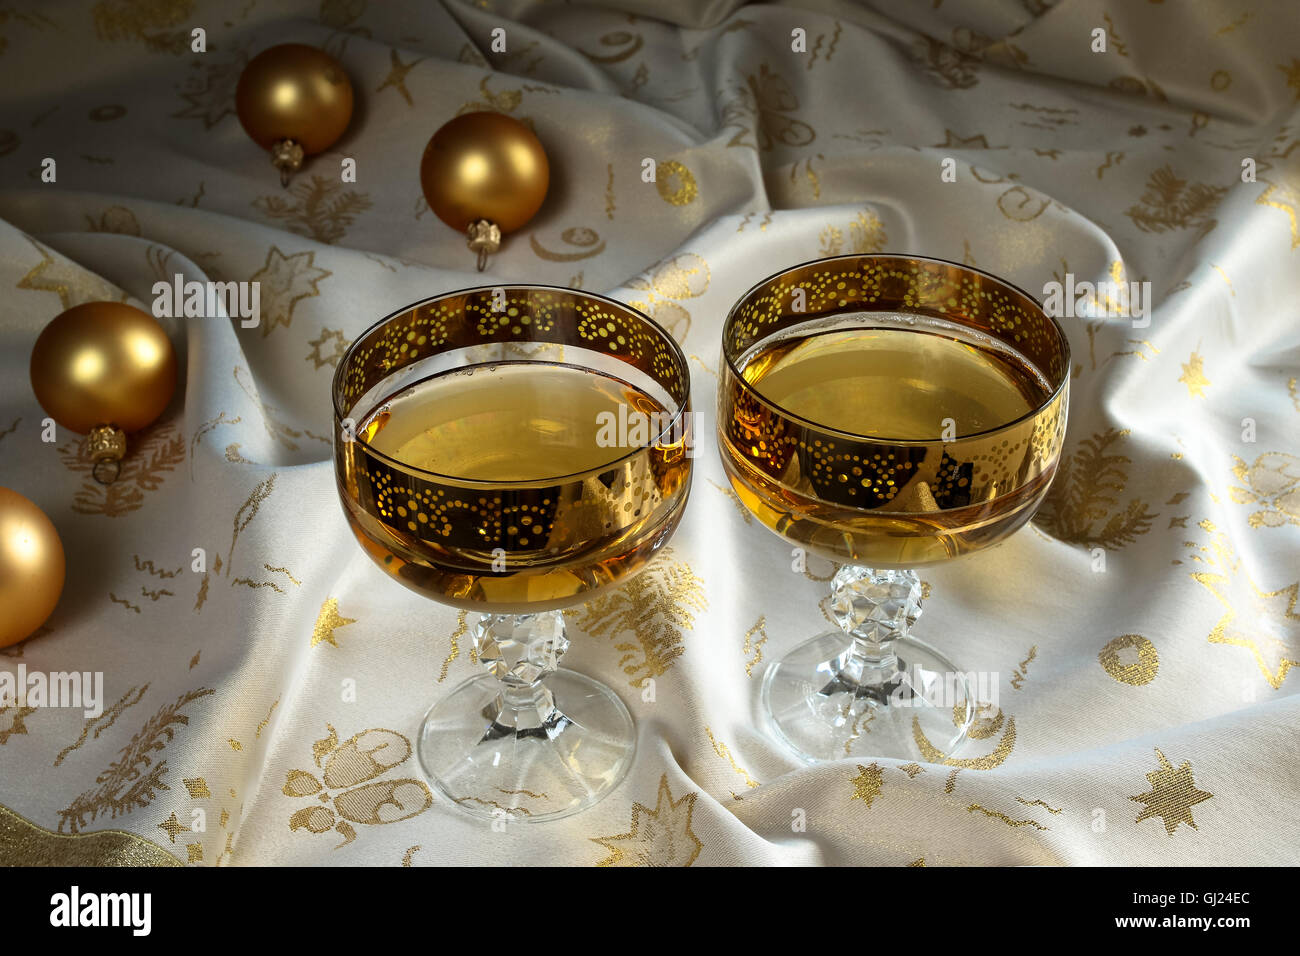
338 287 685 410
719 256 1070 515
725 255 1068 386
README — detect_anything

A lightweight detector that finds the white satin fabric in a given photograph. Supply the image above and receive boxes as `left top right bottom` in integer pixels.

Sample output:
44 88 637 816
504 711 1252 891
0 0 1297 865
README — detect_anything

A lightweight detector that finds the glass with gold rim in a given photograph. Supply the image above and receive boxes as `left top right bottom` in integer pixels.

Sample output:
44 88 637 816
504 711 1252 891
334 286 692 820
717 254 1069 762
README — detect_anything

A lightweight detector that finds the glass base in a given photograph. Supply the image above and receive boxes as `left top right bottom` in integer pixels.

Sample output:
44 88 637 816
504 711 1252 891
760 631 974 763
418 668 635 823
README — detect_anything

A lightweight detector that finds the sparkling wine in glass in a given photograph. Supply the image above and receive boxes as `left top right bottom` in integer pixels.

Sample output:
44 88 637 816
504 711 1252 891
335 286 691 820
718 255 1069 762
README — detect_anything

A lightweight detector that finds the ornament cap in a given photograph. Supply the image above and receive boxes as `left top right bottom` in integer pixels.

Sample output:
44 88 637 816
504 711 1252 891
85 424 126 485
466 219 502 272
271 138 305 188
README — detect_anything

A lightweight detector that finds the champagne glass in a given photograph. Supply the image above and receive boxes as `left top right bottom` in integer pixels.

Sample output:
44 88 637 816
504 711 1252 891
717 255 1069 762
334 286 692 821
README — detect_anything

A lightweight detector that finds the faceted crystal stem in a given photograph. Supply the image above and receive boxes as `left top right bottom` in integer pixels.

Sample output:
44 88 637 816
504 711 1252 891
823 566 922 699
471 611 571 739
759 566 972 762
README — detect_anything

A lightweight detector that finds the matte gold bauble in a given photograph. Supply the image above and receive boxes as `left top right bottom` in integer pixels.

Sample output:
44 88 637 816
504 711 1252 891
236 43 354 186
420 111 550 270
0 488 65 648
30 302 178 484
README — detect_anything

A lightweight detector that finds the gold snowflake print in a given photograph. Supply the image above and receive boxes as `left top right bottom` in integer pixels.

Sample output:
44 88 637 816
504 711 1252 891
592 775 703 866
1130 749 1212 835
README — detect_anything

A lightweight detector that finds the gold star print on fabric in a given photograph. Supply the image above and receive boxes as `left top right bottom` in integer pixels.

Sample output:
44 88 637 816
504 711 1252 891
306 328 349 369
376 48 424 106
850 763 884 807
172 46 247 128
156 811 190 844
1257 163 1300 249
592 775 703 867
16 237 125 308
1178 351 1211 398
1188 521 1299 687
311 598 356 649
1280 58 1300 101
1130 749 1213 835
247 246 331 336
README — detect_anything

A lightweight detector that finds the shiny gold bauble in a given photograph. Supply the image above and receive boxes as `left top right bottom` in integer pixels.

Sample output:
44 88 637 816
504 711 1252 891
236 43 353 154
0 488 65 648
30 302 178 435
420 111 550 235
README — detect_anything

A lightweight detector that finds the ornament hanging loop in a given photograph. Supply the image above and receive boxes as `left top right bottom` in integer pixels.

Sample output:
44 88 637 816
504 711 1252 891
271 138 305 188
92 458 122 485
85 424 126 485
466 219 501 273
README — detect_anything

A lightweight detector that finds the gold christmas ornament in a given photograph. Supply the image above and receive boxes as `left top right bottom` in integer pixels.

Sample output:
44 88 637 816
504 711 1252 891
0 488 65 648
419 111 550 271
236 43 354 187
30 302 178 484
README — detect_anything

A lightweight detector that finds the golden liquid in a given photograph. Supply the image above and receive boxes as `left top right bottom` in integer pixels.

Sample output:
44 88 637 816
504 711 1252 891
742 327 1041 439
719 321 1061 567
340 361 691 612
363 362 657 481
